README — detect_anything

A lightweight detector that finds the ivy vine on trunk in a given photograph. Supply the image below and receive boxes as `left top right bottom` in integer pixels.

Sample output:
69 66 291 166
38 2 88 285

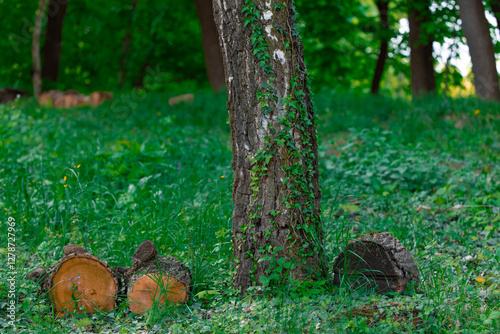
212 0 325 292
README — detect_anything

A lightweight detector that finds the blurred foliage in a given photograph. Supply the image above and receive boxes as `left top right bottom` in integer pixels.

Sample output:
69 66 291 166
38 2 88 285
1 0 499 95
0 0 206 92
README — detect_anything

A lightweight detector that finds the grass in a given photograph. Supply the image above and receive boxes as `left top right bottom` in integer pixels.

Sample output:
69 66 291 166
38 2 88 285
0 89 499 333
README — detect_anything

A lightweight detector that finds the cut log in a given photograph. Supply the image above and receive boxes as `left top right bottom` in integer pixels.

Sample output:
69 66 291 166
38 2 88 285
39 90 113 108
332 232 419 294
27 245 118 317
90 91 113 107
0 88 29 104
126 240 191 314
168 94 194 107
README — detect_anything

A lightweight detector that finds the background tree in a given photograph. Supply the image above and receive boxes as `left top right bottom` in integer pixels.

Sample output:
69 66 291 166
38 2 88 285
0 0 207 92
371 0 390 95
33 0 49 98
193 0 225 93
458 0 500 101
41 0 68 83
488 0 500 29
213 0 324 291
119 0 138 88
1 0 497 99
408 0 436 97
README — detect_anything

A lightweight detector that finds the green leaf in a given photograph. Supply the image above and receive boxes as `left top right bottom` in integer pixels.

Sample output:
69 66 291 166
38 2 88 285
435 196 446 207
259 275 271 287
195 290 220 299
75 318 92 329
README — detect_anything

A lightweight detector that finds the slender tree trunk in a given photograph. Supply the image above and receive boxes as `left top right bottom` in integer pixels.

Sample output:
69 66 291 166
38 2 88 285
119 0 138 88
41 0 68 82
371 0 389 95
134 32 157 88
213 0 324 292
33 0 49 98
458 0 500 101
443 54 451 98
408 0 436 97
490 0 500 29
194 0 225 93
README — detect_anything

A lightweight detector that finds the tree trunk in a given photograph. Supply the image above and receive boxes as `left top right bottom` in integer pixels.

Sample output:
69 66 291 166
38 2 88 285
33 0 49 99
213 0 325 292
134 32 157 88
194 0 225 93
371 0 389 95
408 0 436 97
458 0 500 101
490 0 500 30
119 0 138 88
41 0 68 82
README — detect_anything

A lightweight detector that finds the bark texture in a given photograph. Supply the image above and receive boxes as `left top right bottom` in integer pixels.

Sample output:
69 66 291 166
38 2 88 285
408 0 436 97
194 0 226 93
371 0 389 95
213 0 324 292
333 232 419 294
41 0 68 82
33 0 49 98
458 0 500 101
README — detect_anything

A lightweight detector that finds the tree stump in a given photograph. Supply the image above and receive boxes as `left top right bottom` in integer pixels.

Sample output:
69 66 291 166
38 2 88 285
126 240 191 314
27 245 118 317
332 232 419 294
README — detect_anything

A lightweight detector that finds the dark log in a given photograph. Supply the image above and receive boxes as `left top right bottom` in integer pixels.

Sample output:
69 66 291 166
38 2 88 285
333 232 419 294
0 88 30 104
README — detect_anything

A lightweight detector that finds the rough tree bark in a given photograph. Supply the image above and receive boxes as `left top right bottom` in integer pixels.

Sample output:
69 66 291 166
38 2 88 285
458 0 500 101
213 0 324 292
194 0 226 93
33 0 49 98
41 0 68 82
408 0 436 97
371 0 389 95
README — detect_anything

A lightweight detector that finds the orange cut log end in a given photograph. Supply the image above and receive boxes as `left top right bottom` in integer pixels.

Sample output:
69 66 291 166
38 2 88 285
128 275 188 314
50 256 117 317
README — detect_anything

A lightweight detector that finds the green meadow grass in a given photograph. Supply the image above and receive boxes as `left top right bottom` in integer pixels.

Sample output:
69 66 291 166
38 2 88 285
0 90 498 333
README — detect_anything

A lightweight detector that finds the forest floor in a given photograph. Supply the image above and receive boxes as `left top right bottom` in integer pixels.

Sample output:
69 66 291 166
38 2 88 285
0 90 499 333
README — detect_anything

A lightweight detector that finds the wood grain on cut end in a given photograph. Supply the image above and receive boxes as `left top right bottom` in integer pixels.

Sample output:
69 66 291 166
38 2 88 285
50 255 117 317
128 274 188 314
